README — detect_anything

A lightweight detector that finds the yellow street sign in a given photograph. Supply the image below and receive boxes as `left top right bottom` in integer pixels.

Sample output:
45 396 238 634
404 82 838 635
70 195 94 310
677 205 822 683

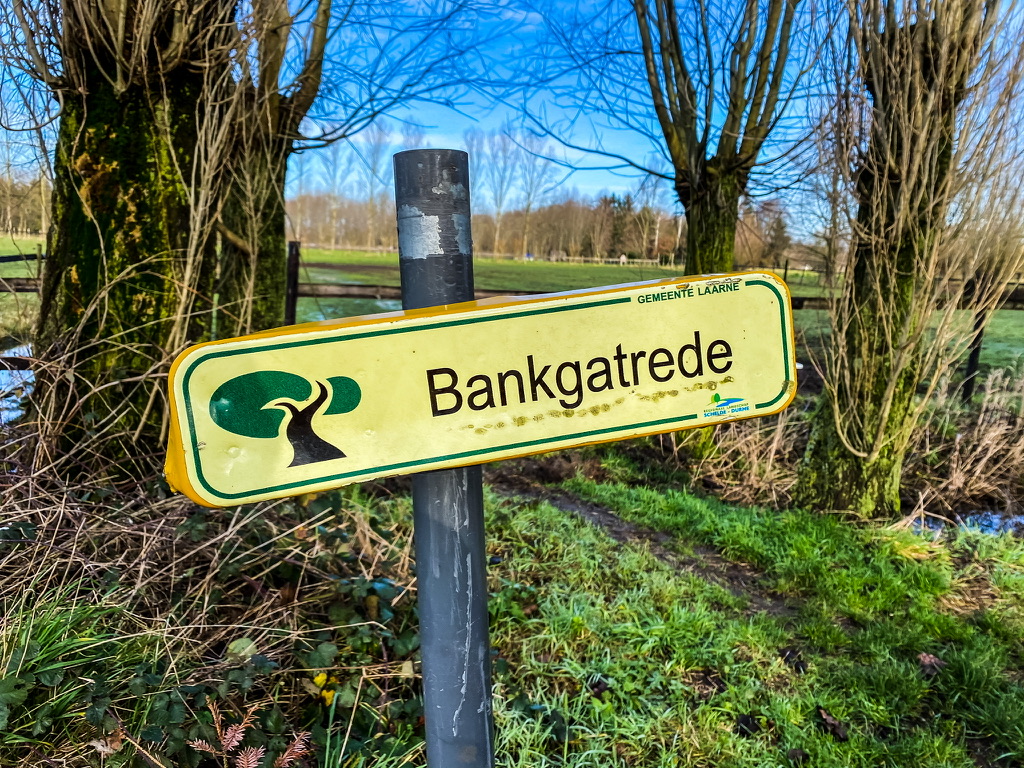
166 271 796 507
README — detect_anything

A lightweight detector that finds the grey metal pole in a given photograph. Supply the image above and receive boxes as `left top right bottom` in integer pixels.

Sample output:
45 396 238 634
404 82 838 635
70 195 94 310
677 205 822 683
393 149 493 768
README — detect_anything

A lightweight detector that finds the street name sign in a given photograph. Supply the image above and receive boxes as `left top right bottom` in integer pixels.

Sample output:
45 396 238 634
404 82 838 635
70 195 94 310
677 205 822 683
165 271 796 507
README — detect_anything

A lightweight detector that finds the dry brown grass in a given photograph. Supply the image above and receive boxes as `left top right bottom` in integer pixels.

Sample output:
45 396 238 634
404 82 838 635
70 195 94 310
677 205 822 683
0 440 417 765
657 365 1023 517
905 368 1024 515
661 406 809 507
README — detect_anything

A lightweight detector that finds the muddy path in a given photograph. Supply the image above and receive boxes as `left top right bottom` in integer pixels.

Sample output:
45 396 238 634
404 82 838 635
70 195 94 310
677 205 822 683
485 456 797 619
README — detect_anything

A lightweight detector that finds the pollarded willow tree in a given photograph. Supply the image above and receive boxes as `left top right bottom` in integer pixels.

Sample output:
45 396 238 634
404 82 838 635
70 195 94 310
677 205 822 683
526 0 823 274
1 0 482 471
795 0 1024 516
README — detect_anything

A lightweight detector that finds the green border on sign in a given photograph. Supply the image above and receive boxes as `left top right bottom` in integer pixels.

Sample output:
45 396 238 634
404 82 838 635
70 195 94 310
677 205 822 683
181 280 793 502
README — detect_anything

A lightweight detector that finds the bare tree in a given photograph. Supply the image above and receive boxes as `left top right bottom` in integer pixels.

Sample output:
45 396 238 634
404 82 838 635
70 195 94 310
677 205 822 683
517 131 554 259
633 174 666 258
0 0 488 467
484 125 520 255
524 0 824 274
320 139 357 248
796 0 1024 516
356 122 393 250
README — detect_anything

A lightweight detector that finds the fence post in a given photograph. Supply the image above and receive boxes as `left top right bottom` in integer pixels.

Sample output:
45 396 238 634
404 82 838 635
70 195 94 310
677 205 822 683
393 149 493 768
285 241 300 326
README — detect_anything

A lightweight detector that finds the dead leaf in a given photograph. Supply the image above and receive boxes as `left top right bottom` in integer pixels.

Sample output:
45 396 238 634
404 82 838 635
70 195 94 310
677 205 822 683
277 583 298 605
89 729 124 757
817 707 848 741
917 652 948 676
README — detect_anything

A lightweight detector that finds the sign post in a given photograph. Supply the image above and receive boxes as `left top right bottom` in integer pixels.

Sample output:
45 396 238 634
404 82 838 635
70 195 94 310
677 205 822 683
394 149 493 767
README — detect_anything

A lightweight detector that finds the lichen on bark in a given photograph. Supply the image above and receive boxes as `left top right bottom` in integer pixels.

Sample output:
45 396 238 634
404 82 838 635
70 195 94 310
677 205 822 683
35 63 212 464
796 9 985 517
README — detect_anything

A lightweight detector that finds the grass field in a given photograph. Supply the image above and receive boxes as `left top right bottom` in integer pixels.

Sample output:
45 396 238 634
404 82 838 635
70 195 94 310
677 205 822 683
489 466 1024 767
0 237 44 342
299 248 1022 374
298 248 693 293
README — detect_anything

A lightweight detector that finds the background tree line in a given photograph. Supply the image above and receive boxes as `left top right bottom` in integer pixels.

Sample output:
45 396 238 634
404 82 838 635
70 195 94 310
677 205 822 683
285 123 795 267
0 127 48 236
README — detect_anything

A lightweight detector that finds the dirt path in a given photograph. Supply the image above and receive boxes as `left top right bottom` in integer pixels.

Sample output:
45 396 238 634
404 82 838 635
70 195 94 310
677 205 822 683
485 460 796 619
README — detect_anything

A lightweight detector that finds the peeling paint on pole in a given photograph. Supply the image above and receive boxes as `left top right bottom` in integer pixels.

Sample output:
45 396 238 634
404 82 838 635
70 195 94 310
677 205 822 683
396 206 442 259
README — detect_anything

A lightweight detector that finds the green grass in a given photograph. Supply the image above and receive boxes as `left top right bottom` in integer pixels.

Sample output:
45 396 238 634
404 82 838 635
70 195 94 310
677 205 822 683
4 243 1020 374
792 308 1024 373
0 236 44 255
0 294 37 344
4 468 1024 766
978 311 1024 371
0 237 44 278
299 247 692 293
488 472 1024 766
0 237 43 343
301 248 836 297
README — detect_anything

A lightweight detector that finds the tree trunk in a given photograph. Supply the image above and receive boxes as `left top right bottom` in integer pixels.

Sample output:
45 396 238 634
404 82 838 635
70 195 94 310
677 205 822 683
218 139 290 336
796 16 970 517
961 309 987 403
35 66 207 460
494 211 503 256
796 183 927 517
796 397 909 515
522 205 533 259
682 168 740 275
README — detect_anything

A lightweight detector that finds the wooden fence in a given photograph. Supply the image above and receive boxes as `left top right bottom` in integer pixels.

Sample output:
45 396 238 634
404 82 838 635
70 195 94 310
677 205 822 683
3 243 1023 316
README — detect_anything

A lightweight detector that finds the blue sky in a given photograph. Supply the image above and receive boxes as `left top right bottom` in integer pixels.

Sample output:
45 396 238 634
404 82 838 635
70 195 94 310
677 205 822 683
288 0 823 228
288 1 679 210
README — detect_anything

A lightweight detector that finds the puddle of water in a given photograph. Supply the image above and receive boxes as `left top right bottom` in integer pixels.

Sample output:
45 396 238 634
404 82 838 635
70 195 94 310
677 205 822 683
1 344 32 424
914 509 1024 536
296 297 401 324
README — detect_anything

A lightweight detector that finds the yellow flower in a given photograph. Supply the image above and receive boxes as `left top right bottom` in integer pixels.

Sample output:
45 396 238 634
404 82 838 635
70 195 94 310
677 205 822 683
313 672 327 688
321 688 335 706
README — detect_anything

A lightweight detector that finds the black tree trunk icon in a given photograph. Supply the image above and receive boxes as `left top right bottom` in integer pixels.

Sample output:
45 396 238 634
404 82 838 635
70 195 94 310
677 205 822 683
275 382 346 467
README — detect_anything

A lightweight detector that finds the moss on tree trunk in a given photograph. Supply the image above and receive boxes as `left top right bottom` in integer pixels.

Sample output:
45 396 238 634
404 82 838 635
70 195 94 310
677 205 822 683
681 167 740 276
34 65 213 465
217 132 290 336
796 16 970 517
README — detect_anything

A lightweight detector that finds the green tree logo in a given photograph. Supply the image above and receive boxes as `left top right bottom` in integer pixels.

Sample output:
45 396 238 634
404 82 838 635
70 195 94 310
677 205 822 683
209 371 361 467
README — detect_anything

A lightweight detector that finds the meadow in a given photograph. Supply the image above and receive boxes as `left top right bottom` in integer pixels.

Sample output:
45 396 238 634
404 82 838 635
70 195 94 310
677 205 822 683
293 248 1022 373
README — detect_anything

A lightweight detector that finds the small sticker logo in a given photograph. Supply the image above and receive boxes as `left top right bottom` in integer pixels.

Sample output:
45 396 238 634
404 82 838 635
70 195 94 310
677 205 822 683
704 392 750 417
209 371 362 467
708 393 744 409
